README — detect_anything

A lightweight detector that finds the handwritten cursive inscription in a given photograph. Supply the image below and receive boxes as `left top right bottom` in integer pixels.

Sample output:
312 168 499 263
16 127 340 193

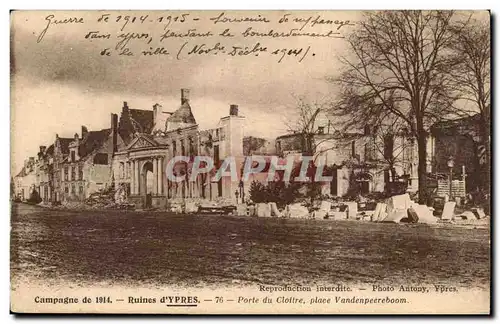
209 12 270 24
37 14 84 43
35 11 355 64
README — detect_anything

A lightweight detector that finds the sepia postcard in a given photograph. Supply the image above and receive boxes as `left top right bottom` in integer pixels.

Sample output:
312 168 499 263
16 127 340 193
10 10 491 314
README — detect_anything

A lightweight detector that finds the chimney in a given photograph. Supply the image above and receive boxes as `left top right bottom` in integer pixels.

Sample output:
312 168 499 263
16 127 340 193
181 89 190 104
81 126 88 138
111 113 118 153
38 147 46 160
153 103 162 127
230 104 239 116
122 101 129 113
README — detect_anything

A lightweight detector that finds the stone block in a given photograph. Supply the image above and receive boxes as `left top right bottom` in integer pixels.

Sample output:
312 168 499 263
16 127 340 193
441 202 456 220
328 211 347 220
236 204 247 216
255 203 271 217
344 201 357 219
372 203 387 222
285 203 309 218
184 201 199 213
413 204 437 224
386 193 411 214
472 208 486 219
269 202 282 217
459 210 476 220
382 209 407 223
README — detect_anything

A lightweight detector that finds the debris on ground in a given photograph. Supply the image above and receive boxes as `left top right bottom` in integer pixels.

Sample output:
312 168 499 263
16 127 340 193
255 203 271 217
386 193 411 215
284 203 309 219
114 184 128 204
312 200 331 219
441 202 456 220
269 202 282 217
236 204 247 216
344 201 358 219
328 211 347 220
456 210 476 220
372 203 387 222
411 204 437 224
472 208 486 219
184 201 199 213
382 209 408 223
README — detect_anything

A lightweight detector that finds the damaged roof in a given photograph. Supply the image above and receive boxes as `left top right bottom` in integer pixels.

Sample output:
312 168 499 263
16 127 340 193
118 106 155 146
58 138 74 155
46 144 54 156
130 109 154 134
78 129 111 158
166 101 197 125
15 166 27 178
243 136 270 156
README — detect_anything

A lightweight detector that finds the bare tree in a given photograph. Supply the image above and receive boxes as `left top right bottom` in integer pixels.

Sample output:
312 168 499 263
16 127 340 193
331 10 465 203
285 96 328 156
449 18 490 189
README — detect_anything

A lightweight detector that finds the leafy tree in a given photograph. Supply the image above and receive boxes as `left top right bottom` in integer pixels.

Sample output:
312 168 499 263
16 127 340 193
249 181 268 204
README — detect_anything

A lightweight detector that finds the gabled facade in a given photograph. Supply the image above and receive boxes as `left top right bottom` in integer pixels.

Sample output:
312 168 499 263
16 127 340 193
34 144 54 202
14 157 36 201
58 122 115 202
14 88 249 208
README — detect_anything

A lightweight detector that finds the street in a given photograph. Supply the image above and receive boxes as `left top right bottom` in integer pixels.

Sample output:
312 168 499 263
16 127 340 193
11 203 490 289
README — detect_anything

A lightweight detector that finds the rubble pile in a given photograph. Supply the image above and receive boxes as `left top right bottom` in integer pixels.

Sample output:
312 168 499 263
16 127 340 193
255 203 272 217
377 194 438 224
241 192 488 226
312 201 331 219
168 198 201 213
83 187 134 210
284 203 309 218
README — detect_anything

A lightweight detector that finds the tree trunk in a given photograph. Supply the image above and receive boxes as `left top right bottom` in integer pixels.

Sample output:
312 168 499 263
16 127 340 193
417 132 428 205
479 122 490 192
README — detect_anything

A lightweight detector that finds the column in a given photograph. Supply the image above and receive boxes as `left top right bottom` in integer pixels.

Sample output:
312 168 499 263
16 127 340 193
157 157 163 195
152 158 158 195
135 160 140 195
130 160 136 195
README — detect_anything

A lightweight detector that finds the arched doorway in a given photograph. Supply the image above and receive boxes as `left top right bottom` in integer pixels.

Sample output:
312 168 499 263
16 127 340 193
141 161 154 208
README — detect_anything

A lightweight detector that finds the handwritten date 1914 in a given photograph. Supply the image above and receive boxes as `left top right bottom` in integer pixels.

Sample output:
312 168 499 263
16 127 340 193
177 42 313 63
97 13 189 31
271 46 312 63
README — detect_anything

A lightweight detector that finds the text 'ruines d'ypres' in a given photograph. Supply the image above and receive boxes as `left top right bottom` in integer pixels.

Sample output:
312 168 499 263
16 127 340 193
35 12 356 63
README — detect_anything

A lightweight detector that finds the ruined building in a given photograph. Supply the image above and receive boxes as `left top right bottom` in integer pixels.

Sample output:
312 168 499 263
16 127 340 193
112 89 246 208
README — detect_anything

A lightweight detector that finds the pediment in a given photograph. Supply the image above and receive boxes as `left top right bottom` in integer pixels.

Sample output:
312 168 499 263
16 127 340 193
127 135 158 150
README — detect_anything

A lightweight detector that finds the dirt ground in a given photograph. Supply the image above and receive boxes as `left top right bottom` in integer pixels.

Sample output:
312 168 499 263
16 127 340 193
10 203 490 289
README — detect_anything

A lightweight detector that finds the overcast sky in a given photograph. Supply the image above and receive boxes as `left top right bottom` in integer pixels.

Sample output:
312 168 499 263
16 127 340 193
10 10 361 174
10 10 488 175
